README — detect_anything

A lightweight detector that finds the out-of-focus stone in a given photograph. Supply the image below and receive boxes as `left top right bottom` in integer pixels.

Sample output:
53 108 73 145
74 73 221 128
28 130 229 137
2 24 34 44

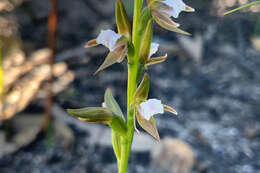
54 121 75 149
251 36 260 51
0 114 43 157
152 138 195 173
0 132 16 157
244 126 260 139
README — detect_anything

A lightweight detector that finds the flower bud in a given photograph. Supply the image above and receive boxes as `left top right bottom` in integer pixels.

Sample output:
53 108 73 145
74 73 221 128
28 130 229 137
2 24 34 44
139 19 153 63
116 0 131 39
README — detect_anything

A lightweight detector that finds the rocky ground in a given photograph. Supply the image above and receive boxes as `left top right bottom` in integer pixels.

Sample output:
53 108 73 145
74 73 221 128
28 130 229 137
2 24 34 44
0 0 260 173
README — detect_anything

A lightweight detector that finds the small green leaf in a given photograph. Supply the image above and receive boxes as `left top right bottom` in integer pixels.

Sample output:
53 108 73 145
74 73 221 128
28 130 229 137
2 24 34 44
139 19 153 63
136 111 160 141
116 0 131 39
133 73 150 104
67 107 114 123
104 88 124 119
67 107 127 137
112 131 121 160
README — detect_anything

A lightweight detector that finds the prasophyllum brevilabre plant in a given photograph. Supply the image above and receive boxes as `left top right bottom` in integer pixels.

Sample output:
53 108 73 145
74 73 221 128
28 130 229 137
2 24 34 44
67 0 194 172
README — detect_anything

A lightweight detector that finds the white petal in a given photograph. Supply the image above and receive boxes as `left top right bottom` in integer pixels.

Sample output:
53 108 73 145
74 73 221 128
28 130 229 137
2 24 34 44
163 0 186 18
138 99 164 120
149 42 159 57
102 102 107 108
96 30 122 51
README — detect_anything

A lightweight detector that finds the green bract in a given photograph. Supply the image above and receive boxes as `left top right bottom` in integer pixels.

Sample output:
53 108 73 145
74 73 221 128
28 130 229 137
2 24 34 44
139 19 153 64
133 73 149 104
67 106 127 137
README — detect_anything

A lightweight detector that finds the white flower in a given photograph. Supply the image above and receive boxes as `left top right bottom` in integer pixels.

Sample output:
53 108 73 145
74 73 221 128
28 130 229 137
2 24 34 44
149 42 159 57
102 102 107 108
96 30 122 52
138 99 164 120
163 0 195 18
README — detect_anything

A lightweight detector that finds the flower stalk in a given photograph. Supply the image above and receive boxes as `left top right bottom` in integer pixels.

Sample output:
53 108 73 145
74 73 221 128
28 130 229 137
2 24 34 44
66 0 194 172
119 1 144 172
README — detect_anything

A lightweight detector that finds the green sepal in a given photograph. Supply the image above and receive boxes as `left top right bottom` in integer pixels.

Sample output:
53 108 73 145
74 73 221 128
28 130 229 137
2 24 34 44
152 10 190 35
104 88 125 120
116 0 131 40
67 107 114 123
139 19 153 64
85 39 98 48
163 104 178 115
95 37 128 74
135 108 160 141
133 73 150 104
145 54 167 68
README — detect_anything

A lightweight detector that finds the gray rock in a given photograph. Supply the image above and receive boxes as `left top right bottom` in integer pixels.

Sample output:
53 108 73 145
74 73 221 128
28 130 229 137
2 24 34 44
152 138 195 173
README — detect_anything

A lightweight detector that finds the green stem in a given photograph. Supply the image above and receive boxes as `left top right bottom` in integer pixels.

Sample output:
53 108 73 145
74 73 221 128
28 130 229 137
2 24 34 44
224 0 260 15
118 0 143 173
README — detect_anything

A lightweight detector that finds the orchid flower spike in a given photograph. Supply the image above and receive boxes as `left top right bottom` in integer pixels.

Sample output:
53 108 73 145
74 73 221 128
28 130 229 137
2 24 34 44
85 29 128 74
148 0 195 35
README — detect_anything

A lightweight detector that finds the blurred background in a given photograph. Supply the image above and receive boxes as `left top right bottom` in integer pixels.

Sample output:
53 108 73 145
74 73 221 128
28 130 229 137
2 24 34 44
0 0 260 173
